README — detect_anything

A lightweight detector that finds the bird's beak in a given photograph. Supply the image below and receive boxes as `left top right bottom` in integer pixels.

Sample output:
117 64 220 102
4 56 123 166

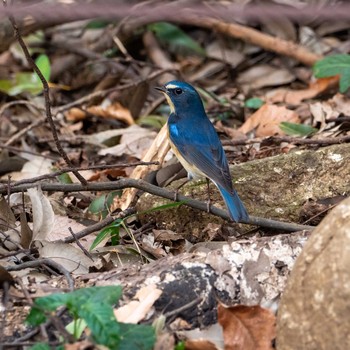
155 86 167 93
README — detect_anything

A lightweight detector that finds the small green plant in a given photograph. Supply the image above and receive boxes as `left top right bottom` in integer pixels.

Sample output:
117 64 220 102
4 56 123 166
279 122 318 136
26 286 155 350
313 54 350 93
90 201 184 251
89 191 121 219
0 54 51 96
245 97 264 109
148 22 205 56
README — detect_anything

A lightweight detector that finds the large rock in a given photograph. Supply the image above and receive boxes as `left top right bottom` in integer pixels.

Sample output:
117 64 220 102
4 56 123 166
277 196 350 350
138 144 350 236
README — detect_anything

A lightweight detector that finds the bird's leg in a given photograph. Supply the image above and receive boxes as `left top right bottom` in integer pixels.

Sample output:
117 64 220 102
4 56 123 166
174 178 190 201
206 178 211 213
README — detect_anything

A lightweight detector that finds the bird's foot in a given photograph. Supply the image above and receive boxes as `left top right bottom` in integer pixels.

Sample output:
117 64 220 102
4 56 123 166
206 178 211 213
173 178 189 201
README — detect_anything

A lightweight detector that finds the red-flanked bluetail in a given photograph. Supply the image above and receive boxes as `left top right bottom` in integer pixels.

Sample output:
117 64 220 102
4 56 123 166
156 81 249 222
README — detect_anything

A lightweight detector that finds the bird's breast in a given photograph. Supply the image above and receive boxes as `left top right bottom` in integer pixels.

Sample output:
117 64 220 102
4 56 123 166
167 122 205 179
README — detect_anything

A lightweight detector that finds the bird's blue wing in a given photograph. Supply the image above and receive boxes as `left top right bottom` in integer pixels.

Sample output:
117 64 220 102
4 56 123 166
168 116 233 192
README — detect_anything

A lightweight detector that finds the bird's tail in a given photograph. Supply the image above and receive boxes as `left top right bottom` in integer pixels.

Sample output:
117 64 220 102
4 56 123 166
217 184 249 223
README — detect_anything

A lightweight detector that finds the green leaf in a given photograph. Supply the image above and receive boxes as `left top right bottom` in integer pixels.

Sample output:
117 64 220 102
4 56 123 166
29 343 51 350
140 201 185 215
0 54 50 96
313 54 350 93
89 191 120 218
148 22 205 56
90 220 121 251
137 115 167 129
26 307 48 326
35 54 51 81
280 122 318 136
175 341 186 350
57 172 73 184
66 318 87 339
78 302 121 348
85 20 111 29
118 323 156 350
245 97 264 109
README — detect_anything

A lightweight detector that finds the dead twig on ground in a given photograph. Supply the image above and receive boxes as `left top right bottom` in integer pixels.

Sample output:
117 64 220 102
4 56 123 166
5 3 87 186
223 135 350 147
7 258 74 291
0 179 315 232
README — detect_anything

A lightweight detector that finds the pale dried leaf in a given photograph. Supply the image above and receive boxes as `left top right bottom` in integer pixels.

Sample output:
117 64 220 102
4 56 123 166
39 242 93 274
116 124 170 211
27 188 55 241
46 215 88 242
239 104 300 137
237 65 295 90
182 323 224 350
114 284 162 323
99 124 156 159
3 156 53 181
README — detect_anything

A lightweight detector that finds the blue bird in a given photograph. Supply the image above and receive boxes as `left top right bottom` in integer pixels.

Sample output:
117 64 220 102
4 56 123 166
156 80 249 222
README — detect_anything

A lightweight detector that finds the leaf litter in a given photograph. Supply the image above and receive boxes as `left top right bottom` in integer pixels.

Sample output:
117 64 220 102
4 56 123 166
1 0 350 347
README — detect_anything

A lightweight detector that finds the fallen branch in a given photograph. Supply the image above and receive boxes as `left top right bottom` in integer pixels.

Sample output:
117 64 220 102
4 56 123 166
5 8 87 186
6 258 74 291
0 178 314 232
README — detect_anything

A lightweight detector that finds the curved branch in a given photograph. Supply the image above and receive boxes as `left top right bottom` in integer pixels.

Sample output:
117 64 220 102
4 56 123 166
0 179 315 232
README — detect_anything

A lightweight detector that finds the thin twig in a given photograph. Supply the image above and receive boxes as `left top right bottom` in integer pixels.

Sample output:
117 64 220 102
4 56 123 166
52 68 176 114
0 179 315 232
56 207 136 244
0 161 158 188
223 134 350 147
68 227 94 261
7 258 74 291
5 6 87 186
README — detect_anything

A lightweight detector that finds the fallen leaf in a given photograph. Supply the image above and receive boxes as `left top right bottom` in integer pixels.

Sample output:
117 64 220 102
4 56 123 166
20 212 33 249
114 284 162 323
266 76 339 105
116 123 170 211
98 124 157 159
27 187 55 241
218 304 275 350
88 100 135 125
239 104 300 137
39 242 93 274
182 323 224 350
237 64 295 91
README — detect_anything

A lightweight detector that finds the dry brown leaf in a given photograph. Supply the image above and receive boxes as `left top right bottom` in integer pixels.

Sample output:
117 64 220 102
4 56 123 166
185 340 220 350
154 332 176 350
114 284 162 323
239 104 300 137
218 304 276 350
266 76 339 105
20 212 33 249
64 107 87 122
88 101 135 125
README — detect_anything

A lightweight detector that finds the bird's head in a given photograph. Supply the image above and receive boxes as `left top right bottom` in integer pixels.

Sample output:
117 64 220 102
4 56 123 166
155 81 204 115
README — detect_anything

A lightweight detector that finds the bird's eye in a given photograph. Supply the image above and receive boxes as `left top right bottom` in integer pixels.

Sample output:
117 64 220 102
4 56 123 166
174 88 183 95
